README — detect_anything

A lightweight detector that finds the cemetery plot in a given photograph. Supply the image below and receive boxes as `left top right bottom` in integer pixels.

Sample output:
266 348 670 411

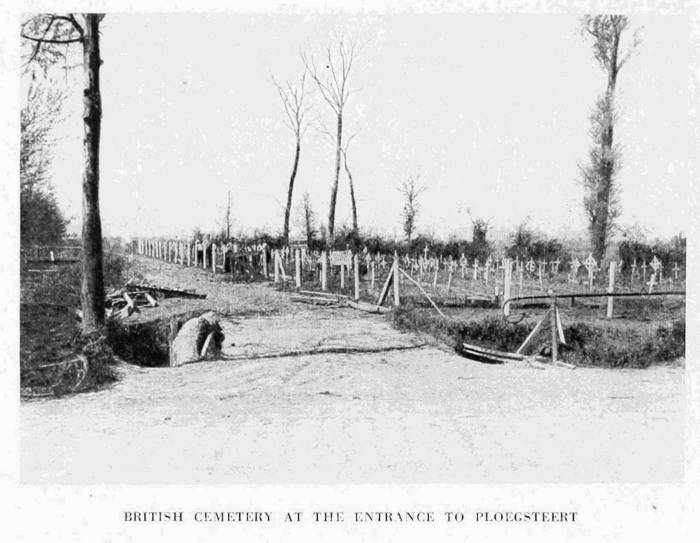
133 238 685 318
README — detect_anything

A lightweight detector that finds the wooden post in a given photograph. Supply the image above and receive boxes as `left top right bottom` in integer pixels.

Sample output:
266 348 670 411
371 261 376 291
503 258 513 317
518 266 523 296
186 241 191 267
263 247 269 278
340 263 345 290
274 250 280 283
606 261 616 319
295 248 301 289
447 267 453 293
202 241 208 269
321 251 328 291
211 243 217 273
393 252 400 307
550 294 558 364
432 266 438 288
354 254 360 300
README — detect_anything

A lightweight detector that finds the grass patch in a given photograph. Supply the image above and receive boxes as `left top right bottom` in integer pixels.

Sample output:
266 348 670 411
20 249 134 398
390 306 685 368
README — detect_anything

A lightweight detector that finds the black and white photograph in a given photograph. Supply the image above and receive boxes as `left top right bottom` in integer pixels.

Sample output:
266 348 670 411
2 0 698 541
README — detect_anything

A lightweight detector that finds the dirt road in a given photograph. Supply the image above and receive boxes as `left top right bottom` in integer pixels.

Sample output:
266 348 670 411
21 304 684 484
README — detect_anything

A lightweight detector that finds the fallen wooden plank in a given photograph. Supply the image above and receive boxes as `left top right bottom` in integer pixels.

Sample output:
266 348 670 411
298 290 348 300
515 309 550 355
346 300 390 314
462 342 526 361
376 266 394 306
125 282 207 299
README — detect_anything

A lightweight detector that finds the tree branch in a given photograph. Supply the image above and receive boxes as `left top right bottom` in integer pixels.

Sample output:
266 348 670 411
21 33 82 44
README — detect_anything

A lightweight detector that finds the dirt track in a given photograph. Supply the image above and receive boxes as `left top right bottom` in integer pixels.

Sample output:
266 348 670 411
20 257 685 484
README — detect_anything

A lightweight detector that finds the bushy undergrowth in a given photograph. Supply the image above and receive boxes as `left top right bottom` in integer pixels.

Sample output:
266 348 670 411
20 247 133 397
391 306 685 368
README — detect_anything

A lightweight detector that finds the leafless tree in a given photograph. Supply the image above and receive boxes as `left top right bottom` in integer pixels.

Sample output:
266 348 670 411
272 70 311 244
301 36 358 248
399 173 426 245
22 13 106 332
579 15 641 261
340 134 359 235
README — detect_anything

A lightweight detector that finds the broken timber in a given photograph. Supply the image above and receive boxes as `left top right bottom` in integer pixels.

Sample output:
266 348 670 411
124 282 206 299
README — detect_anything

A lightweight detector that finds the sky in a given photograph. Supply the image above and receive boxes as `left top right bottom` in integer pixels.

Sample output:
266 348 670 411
28 12 691 241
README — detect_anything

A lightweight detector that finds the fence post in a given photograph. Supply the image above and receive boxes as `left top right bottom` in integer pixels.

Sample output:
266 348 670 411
393 252 400 307
340 262 345 290
503 258 513 317
295 248 301 289
186 241 191 266
211 243 217 273
263 247 269 278
371 261 376 291
274 250 280 283
321 251 328 291
607 261 616 319
354 254 360 300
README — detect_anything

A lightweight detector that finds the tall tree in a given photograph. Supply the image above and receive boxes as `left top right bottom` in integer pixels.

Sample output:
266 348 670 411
272 70 310 244
579 15 640 261
302 37 358 249
20 77 67 246
22 14 107 332
399 173 426 245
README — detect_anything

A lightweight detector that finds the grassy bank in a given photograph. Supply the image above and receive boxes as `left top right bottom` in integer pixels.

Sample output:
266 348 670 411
391 306 685 368
20 249 133 397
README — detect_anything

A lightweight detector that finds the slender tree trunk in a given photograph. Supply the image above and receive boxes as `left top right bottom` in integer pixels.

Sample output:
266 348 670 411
327 111 342 248
283 141 301 244
80 14 105 332
343 150 358 235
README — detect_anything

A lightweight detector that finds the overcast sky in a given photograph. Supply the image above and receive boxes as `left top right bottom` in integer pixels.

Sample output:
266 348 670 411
31 12 690 241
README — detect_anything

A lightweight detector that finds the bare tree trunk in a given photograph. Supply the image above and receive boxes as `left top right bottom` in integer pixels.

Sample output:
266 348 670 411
79 14 105 332
342 150 358 235
327 112 342 248
283 141 301 244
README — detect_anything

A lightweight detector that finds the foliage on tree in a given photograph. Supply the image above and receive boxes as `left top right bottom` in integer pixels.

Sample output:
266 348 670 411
300 191 318 248
579 15 640 262
506 221 565 262
22 13 107 332
399 173 426 245
20 79 67 246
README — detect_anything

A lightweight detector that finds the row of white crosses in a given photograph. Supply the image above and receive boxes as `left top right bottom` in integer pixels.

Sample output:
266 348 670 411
137 238 270 275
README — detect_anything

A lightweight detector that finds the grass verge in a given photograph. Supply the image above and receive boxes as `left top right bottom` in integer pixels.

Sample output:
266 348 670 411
391 306 685 368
